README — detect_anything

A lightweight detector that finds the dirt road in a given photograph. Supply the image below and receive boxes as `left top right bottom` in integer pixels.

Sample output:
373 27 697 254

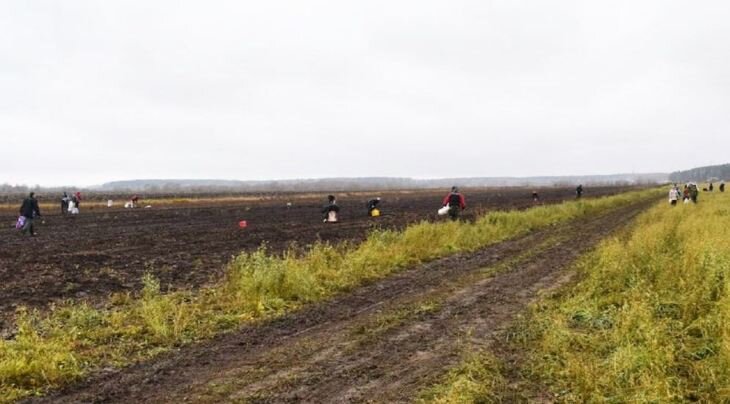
29 197 656 403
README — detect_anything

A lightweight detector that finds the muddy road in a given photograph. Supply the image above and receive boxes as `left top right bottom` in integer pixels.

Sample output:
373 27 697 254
28 196 656 403
0 186 632 324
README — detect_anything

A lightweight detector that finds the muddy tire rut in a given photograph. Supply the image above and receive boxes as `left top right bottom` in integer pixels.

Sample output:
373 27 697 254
27 199 655 404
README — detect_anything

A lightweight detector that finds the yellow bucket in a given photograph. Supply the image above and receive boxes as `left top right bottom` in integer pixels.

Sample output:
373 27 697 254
371 208 381 217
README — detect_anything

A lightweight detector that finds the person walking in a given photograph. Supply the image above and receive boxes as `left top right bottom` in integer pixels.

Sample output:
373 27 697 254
683 185 690 202
74 191 82 209
532 190 540 204
576 184 584 199
322 195 340 223
442 186 466 221
19 192 42 236
668 186 679 206
709 182 714 192
690 183 699 203
721 182 725 193
366 197 381 217
61 192 70 215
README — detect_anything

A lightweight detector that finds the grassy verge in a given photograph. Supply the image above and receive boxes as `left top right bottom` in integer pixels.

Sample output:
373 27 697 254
518 190 730 402
421 190 730 403
0 189 659 402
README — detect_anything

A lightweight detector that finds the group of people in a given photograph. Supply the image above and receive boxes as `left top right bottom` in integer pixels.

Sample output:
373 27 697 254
17 184 588 236
322 186 469 223
16 191 83 236
61 191 82 215
668 181 725 205
16 191 144 237
320 185 593 223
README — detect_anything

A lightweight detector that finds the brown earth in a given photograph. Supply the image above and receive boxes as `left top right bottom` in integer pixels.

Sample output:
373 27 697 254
0 186 632 327
26 195 657 403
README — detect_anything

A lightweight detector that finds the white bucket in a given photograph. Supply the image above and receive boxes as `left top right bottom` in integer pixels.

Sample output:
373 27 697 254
438 205 450 216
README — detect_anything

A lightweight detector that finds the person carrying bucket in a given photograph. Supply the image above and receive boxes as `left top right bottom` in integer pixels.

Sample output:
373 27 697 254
442 186 466 221
366 197 381 217
19 192 42 236
322 195 340 223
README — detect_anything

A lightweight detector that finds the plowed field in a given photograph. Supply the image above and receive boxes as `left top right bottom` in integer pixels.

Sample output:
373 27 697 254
1 186 633 327
26 194 655 403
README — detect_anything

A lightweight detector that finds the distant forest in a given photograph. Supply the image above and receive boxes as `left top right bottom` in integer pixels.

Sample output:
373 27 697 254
1 173 666 196
669 164 730 183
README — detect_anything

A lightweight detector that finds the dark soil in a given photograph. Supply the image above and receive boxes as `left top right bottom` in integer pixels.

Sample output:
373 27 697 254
26 196 656 403
0 186 632 327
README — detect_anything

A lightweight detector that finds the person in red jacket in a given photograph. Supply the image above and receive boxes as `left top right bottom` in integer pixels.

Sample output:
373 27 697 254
442 186 466 221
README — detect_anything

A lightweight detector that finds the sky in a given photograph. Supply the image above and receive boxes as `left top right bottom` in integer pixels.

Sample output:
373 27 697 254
2 1 730 186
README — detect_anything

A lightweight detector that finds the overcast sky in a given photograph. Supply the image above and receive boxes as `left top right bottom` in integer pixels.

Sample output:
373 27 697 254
2 1 729 186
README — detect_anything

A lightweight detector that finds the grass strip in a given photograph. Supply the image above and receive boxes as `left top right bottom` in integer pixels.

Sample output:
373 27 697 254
503 191 730 402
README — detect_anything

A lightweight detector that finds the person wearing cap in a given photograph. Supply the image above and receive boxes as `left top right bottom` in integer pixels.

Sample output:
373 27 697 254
366 197 381 216
322 194 340 223
19 192 42 236
442 186 466 221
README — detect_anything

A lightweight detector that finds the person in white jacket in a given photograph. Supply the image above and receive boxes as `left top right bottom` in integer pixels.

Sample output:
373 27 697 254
669 186 679 206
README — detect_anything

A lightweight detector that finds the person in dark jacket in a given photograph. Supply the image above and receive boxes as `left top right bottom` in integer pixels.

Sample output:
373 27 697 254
576 184 584 199
61 192 70 215
19 192 41 236
442 186 466 221
532 190 540 204
721 182 725 193
322 195 340 223
366 197 381 216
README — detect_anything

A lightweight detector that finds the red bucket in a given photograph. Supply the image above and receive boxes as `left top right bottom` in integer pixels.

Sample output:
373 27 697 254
238 220 248 229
